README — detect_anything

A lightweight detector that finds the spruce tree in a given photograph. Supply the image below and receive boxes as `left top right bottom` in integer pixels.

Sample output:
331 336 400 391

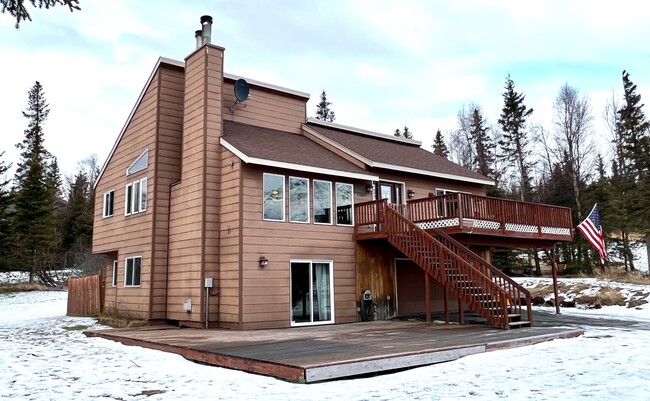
616 70 650 268
432 129 449 159
1 0 80 28
0 152 13 272
469 107 495 178
13 81 60 283
497 75 534 202
61 171 92 253
315 90 336 122
394 125 413 139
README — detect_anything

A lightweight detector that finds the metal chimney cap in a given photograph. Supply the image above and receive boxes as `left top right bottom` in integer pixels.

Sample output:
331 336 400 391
200 15 213 24
195 29 202 38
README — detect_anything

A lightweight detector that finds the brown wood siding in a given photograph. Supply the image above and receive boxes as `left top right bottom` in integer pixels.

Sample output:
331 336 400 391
213 149 241 325
93 68 164 320
371 169 486 199
167 45 225 324
149 65 185 319
222 81 306 134
395 260 459 315
355 241 398 320
239 165 366 329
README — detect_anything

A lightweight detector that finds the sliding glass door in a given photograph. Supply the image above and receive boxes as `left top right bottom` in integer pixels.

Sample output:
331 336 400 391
290 260 334 325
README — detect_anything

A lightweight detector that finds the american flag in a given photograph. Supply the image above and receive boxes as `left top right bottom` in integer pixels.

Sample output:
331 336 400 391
577 204 606 264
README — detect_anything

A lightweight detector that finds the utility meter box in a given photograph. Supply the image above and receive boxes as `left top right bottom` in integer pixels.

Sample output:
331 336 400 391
204 277 213 288
362 289 372 301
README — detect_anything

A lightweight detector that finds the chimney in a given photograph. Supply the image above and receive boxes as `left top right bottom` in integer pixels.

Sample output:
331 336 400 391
195 30 203 49
200 15 212 45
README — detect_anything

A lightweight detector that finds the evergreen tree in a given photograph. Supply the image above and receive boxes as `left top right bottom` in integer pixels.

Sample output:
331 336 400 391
497 75 534 202
469 107 495 178
61 171 92 253
432 129 449 159
616 70 650 269
1 0 80 28
394 125 413 139
0 152 13 272
13 81 59 283
315 90 336 122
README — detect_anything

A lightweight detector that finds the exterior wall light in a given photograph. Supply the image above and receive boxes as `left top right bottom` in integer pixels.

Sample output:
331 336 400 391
259 256 269 267
407 189 415 199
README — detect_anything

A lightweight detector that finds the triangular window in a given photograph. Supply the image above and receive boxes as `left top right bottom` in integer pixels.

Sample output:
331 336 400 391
126 149 148 176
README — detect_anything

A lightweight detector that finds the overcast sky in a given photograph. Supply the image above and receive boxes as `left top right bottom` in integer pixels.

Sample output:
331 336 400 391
1 0 649 177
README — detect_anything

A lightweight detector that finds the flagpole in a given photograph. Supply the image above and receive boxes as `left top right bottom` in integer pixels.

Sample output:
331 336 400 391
550 247 561 315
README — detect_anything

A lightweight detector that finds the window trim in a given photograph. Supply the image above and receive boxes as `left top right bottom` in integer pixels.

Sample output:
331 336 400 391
335 182 354 226
126 148 149 176
111 260 118 287
313 179 333 225
290 259 335 327
103 190 115 218
124 256 142 287
262 173 285 222
125 177 147 216
289 176 310 224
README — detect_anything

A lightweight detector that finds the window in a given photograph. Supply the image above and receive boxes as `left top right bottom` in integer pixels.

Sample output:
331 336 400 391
112 260 118 287
125 177 147 216
126 149 148 176
263 173 284 221
336 183 354 225
124 256 141 287
103 190 115 218
290 260 333 325
313 180 332 224
289 177 309 223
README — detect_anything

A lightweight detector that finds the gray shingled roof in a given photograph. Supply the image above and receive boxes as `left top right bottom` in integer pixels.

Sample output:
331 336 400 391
222 120 373 178
306 122 493 184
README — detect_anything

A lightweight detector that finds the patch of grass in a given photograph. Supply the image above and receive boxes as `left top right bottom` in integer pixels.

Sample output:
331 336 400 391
571 282 591 293
575 286 626 307
63 324 92 331
0 282 50 293
97 306 148 328
132 389 166 397
593 270 650 285
628 299 649 308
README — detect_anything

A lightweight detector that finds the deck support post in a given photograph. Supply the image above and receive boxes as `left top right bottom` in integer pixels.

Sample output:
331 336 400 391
550 247 561 315
443 283 449 324
425 273 431 323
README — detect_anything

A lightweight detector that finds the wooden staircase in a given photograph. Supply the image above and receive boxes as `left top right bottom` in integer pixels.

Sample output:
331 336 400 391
383 203 533 330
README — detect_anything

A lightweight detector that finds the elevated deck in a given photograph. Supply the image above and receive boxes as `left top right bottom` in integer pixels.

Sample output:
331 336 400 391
355 195 574 247
86 320 582 383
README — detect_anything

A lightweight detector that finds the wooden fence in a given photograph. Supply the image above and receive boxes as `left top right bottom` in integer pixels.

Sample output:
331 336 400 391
67 274 103 317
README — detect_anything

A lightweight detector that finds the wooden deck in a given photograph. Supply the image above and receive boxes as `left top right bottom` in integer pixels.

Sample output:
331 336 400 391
86 320 582 383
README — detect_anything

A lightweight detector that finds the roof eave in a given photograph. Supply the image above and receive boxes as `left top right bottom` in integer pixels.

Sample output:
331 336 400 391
306 117 422 146
372 162 495 186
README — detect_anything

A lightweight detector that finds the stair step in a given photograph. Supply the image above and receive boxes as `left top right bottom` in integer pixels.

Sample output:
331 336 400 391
508 320 532 328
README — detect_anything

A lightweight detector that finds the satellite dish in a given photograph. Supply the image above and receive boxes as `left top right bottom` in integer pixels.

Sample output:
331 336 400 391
234 79 250 103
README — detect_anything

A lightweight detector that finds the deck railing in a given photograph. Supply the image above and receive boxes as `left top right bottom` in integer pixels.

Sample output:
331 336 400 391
406 193 573 239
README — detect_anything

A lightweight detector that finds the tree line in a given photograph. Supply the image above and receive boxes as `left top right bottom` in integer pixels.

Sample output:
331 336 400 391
317 71 649 275
436 71 649 274
0 81 97 284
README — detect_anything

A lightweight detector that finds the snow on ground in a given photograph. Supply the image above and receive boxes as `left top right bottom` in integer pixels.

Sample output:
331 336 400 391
2 291 650 401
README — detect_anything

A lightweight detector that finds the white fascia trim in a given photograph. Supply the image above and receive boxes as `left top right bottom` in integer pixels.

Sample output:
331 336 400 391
373 162 495 186
301 124 374 166
95 57 176 189
306 117 422 146
221 138 378 182
224 72 310 99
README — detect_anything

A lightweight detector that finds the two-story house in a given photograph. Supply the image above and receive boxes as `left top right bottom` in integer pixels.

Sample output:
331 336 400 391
93 16 573 331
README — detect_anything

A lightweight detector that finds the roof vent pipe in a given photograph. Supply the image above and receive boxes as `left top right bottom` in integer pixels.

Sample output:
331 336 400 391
195 30 203 49
200 15 213 45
